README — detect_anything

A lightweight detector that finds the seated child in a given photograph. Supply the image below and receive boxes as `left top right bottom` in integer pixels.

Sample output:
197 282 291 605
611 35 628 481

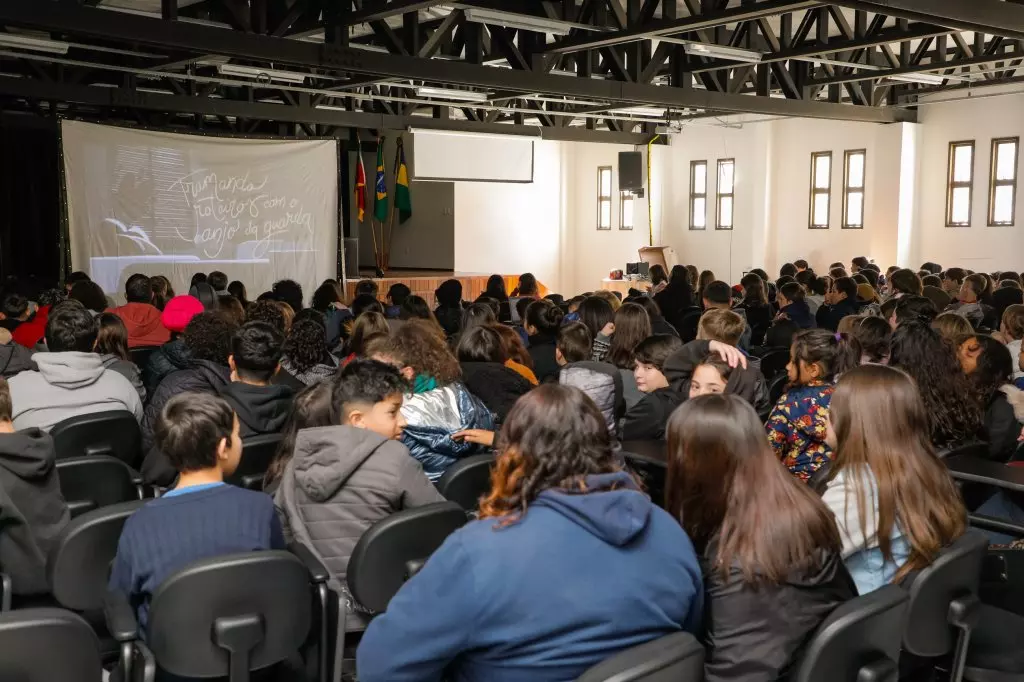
557 322 622 437
621 335 684 440
109 392 284 631
275 359 443 627
687 352 735 399
776 282 815 329
767 329 860 482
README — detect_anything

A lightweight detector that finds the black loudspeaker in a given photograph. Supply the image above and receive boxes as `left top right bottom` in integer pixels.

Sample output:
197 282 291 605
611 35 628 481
343 238 359 280
619 151 644 192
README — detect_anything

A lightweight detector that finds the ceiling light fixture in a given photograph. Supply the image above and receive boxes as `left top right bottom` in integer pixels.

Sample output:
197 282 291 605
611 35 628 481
217 63 308 84
415 86 490 101
0 34 70 55
463 7 581 36
887 72 962 85
679 41 763 64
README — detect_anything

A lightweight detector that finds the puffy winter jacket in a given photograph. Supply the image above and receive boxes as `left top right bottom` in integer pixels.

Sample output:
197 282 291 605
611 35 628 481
144 338 191 396
460 361 533 423
622 388 684 441
664 340 769 414
559 361 624 437
401 382 495 482
0 337 35 378
275 425 443 626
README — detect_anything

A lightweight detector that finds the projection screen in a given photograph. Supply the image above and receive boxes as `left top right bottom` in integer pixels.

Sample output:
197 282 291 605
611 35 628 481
61 120 339 301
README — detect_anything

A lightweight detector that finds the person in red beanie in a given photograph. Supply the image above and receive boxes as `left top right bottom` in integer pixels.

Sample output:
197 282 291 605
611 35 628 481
143 295 205 396
107 274 171 349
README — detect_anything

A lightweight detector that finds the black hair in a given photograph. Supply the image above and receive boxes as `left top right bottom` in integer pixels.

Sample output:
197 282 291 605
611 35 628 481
189 282 218 311
853 273 869 286
851 315 891 363
779 263 797 279
794 260 809 270
795 270 816 288
514 273 539 297
66 271 91 287
557 321 592 363
649 264 668 286
890 268 923 296
217 295 246 327
576 296 613 339
527 299 565 336
190 272 208 288
1 292 28 319
208 271 228 292
45 304 98 353
283 319 329 373
780 281 805 303
294 307 326 328
266 382 335 488
703 281 732 306
484 274 509 301
765 319 800 349
861 269 880 289
228 281 248 307
791 329 861 382
355 279 379 297
312 282 342 312
246 300 287 334
400 295 433 321
809 277 827 296
272 279 304 313
184 311 236 364
155 392 235 473
740 273 768 307
230 321 284 383
457 325 507 364
387 283 411 306
922 274 943 289
749 268 771 284
944 267 967 284
894 295 938 326
970 335 1014 405
514 296 535 322
435 279 464 308
461 302 496 333
852 256 870 271
921 262 942 275
124 273 153 304
332 359 410 420
352 294 385 318
832 276 858 302
634 334 683 371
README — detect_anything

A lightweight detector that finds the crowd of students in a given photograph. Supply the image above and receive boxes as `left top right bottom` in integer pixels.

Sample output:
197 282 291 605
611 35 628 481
0 258 1022 680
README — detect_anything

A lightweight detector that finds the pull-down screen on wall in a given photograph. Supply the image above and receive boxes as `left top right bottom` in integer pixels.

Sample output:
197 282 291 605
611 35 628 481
411 129 535 183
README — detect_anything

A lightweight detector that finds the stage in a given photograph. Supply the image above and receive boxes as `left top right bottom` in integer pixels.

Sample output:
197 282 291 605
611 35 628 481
344 271 543 303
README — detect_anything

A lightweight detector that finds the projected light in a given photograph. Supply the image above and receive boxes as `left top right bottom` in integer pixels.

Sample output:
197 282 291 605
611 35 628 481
415 86 490 102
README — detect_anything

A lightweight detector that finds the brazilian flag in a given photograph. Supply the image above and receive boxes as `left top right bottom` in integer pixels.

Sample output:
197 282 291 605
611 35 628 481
394 137 412 223
373 138 388 222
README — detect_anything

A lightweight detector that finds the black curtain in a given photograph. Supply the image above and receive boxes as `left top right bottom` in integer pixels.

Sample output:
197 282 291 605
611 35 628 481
0 117 61 286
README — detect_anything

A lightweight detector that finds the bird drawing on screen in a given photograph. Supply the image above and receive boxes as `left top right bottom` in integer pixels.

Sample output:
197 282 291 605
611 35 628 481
105 218 163 255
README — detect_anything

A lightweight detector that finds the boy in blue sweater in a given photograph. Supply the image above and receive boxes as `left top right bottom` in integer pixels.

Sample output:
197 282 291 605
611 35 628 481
109 392 285 631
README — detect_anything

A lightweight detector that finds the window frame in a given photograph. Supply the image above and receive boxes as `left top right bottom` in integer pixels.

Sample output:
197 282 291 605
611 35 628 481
619 190 635 230
596 165 612 230
689 160 708 230
808 151 832 230
988 136 1019 227
946 140 975 228
842 149 866 230
715 158 735 231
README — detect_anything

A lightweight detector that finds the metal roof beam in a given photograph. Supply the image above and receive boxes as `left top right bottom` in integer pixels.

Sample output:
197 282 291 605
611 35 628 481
830 0 1024 41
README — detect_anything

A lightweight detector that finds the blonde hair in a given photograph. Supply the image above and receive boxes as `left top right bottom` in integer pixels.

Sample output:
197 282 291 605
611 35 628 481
591 289 622 311
1002 304 1024 341
932 311 973 345
697 308 745 346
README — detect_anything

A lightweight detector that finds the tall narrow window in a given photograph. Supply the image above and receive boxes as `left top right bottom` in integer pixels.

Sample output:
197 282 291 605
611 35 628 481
843 150 866 229
619 191 634 230
689 160 707 230
946 141 975 227
989 137 1019 226
809 151 831 229
716 159 735 230
597 166 612 230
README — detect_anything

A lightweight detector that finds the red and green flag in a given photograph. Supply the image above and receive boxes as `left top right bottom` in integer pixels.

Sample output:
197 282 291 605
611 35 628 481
354 138 367 222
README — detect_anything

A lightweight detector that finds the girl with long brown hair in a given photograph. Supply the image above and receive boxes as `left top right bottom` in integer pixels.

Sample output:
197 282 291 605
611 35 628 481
666 394 853 682
357 384 704 682
823 364 967 595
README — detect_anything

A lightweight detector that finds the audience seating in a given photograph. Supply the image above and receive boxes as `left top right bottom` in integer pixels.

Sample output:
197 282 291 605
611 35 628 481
0 607 104 682
436 454 495 512
226 433 284 491
757 348 790 381
106 550 328 682
790 584 908 682
50 411 142 468
767 372 788 405
56 456 143 518
620 441 668 506
807 459 834 496
128 346 160 372
945 454 1024 536
675 309 703 343
575 631 704 682
939 442 992 461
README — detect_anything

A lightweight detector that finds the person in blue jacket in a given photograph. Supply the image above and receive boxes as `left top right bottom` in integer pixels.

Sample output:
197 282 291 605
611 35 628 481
356 383 704 682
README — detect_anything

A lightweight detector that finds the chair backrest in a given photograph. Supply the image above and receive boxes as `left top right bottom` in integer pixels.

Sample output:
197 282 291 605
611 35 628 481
790 584 909 682
903 530 988 657
147 551 311 680
759 348 791 381
56 456 139 518
226 434 283 490
936 442 990 460
676 309 703 343
128 346 160 370
348 501 468 613
47 500 145 612
807 458 834 496
437 455 495 512
50 411 142 467
0 608 103 682
768 372 789 405
575 631 704 682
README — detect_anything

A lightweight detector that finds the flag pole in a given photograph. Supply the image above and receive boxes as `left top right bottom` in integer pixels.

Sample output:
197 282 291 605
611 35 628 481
384 136 403 272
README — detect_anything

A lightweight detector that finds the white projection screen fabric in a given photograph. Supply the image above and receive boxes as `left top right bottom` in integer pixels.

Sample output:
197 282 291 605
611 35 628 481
62 120 339 300
412 130 534 183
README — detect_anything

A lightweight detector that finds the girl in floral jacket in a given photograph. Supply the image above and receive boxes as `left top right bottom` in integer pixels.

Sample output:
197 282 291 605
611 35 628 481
767 329 860 482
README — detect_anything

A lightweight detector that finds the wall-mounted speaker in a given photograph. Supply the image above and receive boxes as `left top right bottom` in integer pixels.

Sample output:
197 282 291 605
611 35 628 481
619 151 644 192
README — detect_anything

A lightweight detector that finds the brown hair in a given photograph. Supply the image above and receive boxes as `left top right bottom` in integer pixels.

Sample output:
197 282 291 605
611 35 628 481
836 314 863 336
666 394 841 583
1003 304 1024 341
0 376 11 422
606 303 652 370
216 295 246 327
850 315 891 364
557 322 593 364
345 311 390 357
791 329 861 381
965 272 992 301
591 289 621 312
95 312 131 362
697 308 745 346
489 323 533 369
479 384 619 523
890 269 923 296
932 311 973 345
388 318 461 384
830 364 967 582
272 299 295 333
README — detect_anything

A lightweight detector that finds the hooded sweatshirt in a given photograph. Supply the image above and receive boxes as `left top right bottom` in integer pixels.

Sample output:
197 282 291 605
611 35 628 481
356 471 704 682
0 428 70 595
216 381 294 439
0 339 36 378
99 353 146 403
108 302 171 348
8 352 144 431
275 426 443 625
664 340 770 414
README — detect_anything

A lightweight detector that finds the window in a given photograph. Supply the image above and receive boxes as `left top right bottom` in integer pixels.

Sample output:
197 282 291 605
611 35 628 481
843 150 866 229
689 160 707 230
597 166 612 230
989 137 1019 226
946 140 975 227
808 151 832 229
716 159 735 230
619 191 634 230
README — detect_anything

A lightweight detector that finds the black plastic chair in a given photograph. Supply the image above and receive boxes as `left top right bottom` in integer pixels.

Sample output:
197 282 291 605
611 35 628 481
50 411 142 467
226 433 283 491
807 458 834 496
946 455 1024 535
128 346 160 371
56 456 142 518
902 530 988 682
0 607 105 682
768 371 789 405
437 454 494 512
758 348 791 381
938 442 991 461
107 550 327 682
575 631 704 681
789 584 908 682
676 309 704 343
